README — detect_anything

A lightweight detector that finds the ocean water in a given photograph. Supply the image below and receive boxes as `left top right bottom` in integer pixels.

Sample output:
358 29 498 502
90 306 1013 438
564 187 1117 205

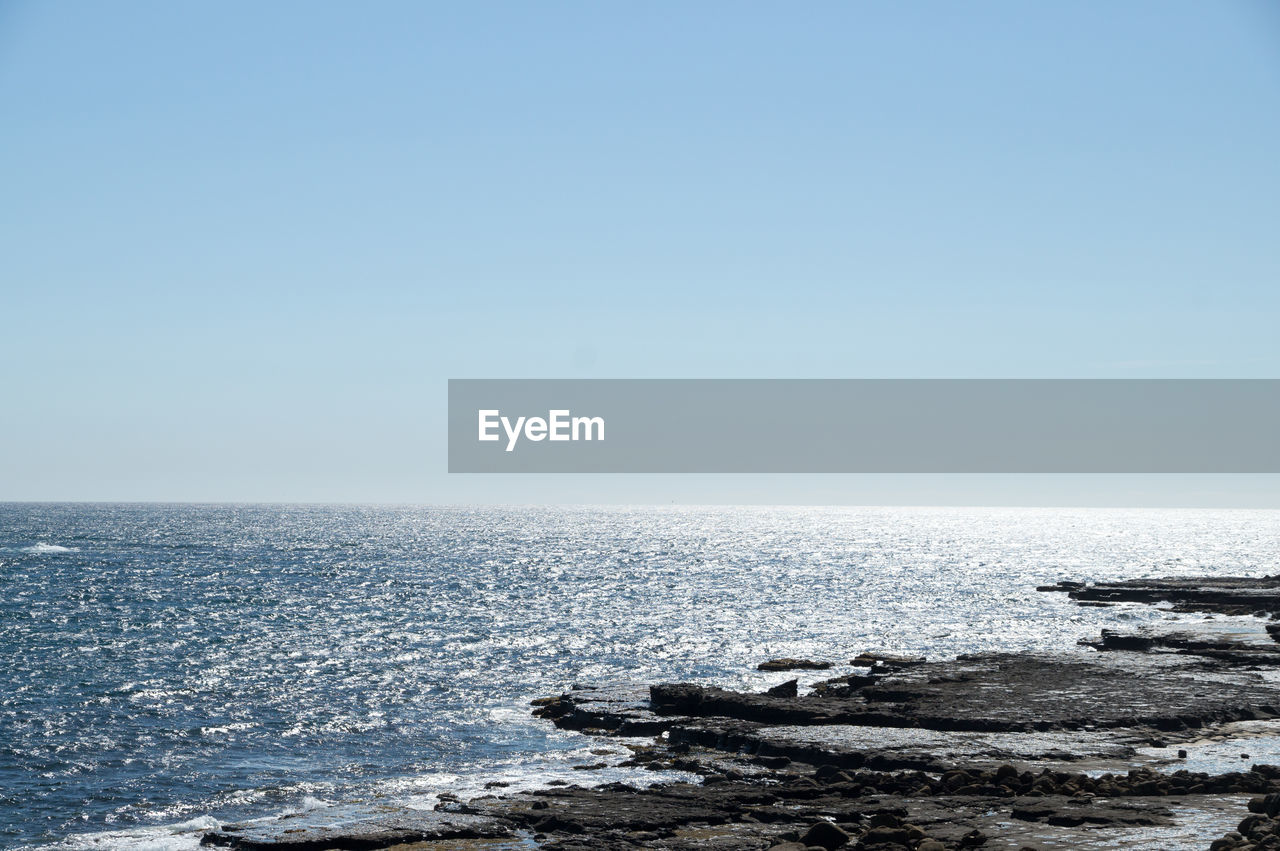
2 504 1279 850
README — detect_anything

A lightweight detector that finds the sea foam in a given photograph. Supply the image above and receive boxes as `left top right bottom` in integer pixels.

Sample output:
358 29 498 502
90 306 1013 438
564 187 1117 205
23 543 78 554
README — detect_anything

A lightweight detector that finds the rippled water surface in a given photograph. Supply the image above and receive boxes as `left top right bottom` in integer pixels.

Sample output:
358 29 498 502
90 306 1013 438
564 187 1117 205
2 504 1279 849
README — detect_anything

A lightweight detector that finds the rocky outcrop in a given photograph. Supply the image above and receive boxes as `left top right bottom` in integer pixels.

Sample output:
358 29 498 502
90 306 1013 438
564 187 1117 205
199 809 510 849
200 576 1280 850
644 653 1280 734
1038 575 1280 616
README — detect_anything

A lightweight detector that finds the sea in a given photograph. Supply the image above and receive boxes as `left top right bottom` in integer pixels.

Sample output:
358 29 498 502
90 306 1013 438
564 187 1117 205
2 503 1279 849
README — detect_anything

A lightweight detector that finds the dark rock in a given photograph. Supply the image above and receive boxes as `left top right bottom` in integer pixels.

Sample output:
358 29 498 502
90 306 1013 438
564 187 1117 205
860 825 909 844
1264 792 1280 818
1041 575 1280 617
814 764 846 782
768 679 799 698
1087 630 1156 652
851 652 925 668
800 820 851 849
811 672 880 697
430 575 1280 851
1239 813 1273 837
759 658 834 672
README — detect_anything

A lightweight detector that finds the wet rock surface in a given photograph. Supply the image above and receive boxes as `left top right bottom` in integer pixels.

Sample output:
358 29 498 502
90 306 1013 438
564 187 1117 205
1038 576 1280 617
199 808 510 849
200 576 1280 850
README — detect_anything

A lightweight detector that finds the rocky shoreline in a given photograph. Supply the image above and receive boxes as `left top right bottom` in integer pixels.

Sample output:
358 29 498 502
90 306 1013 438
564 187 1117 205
201 576 1280 850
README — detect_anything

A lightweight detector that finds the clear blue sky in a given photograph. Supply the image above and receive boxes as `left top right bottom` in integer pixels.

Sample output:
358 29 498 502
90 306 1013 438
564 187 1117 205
2 1 1278 503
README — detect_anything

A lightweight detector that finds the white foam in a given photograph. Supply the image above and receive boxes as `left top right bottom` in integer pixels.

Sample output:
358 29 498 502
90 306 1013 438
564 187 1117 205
23 543 78 554
32 816 217 851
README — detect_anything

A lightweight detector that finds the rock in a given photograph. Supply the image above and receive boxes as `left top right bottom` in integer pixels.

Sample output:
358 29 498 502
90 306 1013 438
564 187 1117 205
767 679 799 698
199 809 510 849
1260 793 1280 818
532 814 585 833
1239 814 1273 838
1041 576 1280 617
495 575 1280 851
800 820 852 849
759 658 834 672
1088 630 1157 652
814 764 846 782
851 652 925 668
861 825 909 844
811 672 880 696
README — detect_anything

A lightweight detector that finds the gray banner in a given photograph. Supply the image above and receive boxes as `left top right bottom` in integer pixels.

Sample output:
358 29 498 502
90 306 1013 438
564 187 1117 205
447 379 1280 473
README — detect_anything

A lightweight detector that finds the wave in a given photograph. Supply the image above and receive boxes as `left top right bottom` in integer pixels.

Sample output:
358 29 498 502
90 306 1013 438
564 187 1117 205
29 816 217 851
22 543 79 554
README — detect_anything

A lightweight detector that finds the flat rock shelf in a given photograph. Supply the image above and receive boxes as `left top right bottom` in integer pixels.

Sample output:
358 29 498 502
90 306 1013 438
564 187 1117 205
200 576 1280 850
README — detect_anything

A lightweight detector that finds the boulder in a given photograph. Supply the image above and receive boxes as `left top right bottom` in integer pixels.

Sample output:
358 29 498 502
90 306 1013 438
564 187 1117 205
767 679 799 698
800 820 852 849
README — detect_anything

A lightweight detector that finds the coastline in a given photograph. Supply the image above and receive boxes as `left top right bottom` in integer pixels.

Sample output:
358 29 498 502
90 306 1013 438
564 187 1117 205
194 576 1280 850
